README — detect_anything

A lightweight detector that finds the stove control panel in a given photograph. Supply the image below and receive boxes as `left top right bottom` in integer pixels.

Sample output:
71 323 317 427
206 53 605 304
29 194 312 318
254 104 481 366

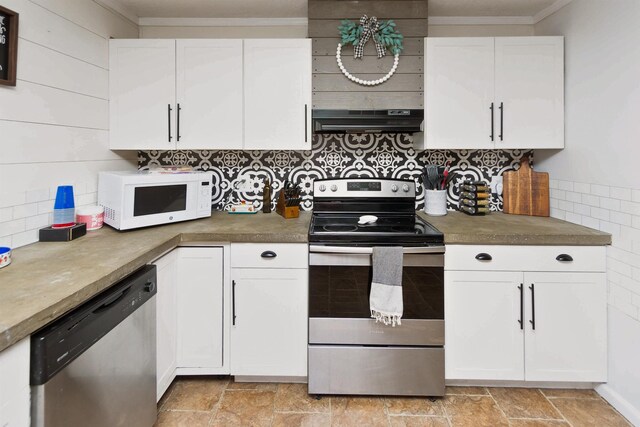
313 178 416 198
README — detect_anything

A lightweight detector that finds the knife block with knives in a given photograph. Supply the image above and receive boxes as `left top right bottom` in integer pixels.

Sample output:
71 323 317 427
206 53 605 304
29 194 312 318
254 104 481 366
276 181 301 219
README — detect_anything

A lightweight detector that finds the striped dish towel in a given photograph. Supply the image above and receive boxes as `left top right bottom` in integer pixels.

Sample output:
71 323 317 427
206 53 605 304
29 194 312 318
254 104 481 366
369 246 403 327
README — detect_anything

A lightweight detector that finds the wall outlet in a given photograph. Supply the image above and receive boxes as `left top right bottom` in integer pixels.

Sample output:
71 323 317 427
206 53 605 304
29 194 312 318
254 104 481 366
490 176 503 195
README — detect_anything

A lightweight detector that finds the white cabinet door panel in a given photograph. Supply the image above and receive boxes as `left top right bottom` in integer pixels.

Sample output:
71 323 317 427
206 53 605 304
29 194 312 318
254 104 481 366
425 38 495 149
231 268 308 377
244 39 312 150
109 39 176 150
176 39 244 150
524 272 607 382
495 37 564 149
445 271 525 380
177 247 224 369
0 338 30 427
154 250 178 401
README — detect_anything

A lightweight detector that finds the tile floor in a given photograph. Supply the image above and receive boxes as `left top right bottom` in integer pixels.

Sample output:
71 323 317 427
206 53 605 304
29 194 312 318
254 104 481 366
155 377 631 427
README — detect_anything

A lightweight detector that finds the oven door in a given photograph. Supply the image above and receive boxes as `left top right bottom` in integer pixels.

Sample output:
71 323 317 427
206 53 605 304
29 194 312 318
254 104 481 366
308 245 445 346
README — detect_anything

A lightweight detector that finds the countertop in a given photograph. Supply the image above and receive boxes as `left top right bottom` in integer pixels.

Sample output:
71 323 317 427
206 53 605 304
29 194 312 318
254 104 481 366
0 211 311 352
0 209 610 353
418 211 612 246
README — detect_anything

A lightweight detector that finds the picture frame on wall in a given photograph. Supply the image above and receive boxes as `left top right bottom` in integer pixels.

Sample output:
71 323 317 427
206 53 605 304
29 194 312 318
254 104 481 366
0 4 18 86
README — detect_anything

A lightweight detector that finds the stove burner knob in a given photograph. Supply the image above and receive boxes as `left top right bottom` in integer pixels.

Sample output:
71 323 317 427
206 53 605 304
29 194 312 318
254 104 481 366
318 184 326 192
330 185 338 192
391 184 398 192
402 184 410 192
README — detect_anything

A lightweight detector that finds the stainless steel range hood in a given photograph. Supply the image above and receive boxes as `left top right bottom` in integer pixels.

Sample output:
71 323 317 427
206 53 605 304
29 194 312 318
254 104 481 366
312 109 424 134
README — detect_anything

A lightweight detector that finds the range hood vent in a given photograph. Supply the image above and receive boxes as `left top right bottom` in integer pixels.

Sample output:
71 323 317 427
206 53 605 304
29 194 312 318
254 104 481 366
312 109 424 134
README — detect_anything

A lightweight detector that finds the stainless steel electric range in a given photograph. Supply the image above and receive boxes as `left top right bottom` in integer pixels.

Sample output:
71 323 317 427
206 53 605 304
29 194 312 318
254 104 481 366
308 178 446 397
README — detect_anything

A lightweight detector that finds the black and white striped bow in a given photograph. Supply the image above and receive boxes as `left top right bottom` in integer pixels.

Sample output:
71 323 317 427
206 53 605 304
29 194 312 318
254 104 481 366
354 15 386 59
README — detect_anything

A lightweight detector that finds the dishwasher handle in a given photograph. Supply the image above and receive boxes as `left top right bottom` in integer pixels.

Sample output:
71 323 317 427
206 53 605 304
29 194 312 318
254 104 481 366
92 286 131 314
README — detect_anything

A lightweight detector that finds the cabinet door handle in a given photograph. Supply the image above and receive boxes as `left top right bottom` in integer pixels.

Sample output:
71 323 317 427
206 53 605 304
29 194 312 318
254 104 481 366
177 103 181 142
167 104 173 143
518 284 523 330
498 102 504 141
489 102 494 141
304 104 308 143
232 279 237 326
475 253 492 261
529 284 536 330
261 250 277 258
556 254 573 262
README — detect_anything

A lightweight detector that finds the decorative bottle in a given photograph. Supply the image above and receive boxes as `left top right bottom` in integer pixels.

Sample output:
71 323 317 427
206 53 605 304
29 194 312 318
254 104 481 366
262 179 272 213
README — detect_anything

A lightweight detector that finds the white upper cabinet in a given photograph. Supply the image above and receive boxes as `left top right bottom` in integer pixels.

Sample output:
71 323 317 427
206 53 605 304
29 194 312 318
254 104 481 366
495 37 564 149
244 39 312 150
109 38 311 151
424 37 564 150
425 38 495 150
109 40 176 150
176 39 244 150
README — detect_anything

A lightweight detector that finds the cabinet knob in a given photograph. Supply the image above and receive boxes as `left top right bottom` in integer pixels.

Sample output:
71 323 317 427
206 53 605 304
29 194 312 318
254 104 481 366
475 253 492 261
556 254 573 262
261 251 277 259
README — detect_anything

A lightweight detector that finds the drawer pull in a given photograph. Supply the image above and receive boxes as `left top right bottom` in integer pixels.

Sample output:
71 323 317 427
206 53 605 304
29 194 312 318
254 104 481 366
475 253 492 261
556 254 573 262
261 251 277 259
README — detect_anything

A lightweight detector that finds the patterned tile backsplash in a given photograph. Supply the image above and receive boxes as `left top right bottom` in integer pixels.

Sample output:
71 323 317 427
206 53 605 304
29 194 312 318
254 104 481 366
138 134 532 212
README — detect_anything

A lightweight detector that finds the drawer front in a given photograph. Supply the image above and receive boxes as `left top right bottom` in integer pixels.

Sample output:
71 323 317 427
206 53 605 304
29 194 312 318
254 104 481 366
445 245 606 272
308 345 444 396
231 243 308 269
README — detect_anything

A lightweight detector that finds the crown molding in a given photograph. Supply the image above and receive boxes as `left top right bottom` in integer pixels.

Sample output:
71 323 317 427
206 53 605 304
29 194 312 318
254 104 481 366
428 0 575 27
138 17 309 27
94 0 139 26
428 16 534 25
533 0 574 24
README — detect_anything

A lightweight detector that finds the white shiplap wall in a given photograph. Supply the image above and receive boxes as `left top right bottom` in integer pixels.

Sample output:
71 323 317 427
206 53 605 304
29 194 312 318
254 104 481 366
0 0 138 248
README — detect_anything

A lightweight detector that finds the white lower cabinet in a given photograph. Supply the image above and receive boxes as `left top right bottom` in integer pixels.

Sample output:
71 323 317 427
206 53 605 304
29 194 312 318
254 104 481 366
176 247 225 371
230 243 308 378
445 245 607 383
445 271 525 380
154 246 226 401
154 249 179 401
524 272 607 382
0 338 30 427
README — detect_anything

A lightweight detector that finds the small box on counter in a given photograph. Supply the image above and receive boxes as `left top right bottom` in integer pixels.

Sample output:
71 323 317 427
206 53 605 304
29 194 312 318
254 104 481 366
39 223 87 242
458 179 490 216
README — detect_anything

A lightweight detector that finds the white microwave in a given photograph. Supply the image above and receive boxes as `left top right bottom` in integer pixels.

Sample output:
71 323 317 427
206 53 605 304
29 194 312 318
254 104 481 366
98 171 213 230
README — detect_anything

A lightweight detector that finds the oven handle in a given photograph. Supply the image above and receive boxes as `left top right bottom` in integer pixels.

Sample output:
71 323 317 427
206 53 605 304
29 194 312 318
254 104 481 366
309 245 446 254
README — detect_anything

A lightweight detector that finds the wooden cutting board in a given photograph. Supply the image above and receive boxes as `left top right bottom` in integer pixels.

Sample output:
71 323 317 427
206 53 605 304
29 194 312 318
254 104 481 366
503 158 550 217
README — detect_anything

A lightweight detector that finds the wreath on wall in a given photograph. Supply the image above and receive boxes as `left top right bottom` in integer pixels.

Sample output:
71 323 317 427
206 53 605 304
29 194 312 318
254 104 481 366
337 15 404 86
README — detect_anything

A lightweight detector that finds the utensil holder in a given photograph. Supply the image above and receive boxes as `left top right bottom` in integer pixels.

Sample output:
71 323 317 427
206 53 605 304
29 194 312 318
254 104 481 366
424 190 447 216
276 190 299 219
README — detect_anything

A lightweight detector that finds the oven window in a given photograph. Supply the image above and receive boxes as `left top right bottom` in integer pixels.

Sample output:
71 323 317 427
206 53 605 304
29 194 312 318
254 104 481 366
133 184 187 217
309 266 444 319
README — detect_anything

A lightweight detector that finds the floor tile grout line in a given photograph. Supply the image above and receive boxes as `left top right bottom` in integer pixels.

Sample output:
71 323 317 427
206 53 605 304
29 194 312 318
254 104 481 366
541 392 575 427
546 396 634 427
486 387 513 426
207 378 230 427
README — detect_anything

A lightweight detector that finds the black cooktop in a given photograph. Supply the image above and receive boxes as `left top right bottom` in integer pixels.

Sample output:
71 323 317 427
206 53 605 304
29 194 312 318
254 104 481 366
309 213 444 246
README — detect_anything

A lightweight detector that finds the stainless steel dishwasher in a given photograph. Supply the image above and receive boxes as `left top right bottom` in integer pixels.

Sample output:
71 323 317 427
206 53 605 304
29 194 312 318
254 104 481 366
30 265 157 427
